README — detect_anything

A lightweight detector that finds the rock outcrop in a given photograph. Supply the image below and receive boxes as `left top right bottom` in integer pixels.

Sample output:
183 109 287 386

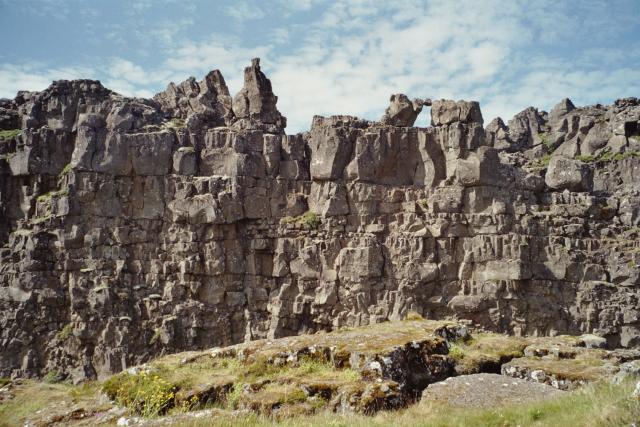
0 59 639 383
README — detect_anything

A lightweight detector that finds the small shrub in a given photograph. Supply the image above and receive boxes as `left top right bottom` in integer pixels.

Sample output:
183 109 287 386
280 211 320 229
298 211 320 228
102 370 177 417
0 129 21 140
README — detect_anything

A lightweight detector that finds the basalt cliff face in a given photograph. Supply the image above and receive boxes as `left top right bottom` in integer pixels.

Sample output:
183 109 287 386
1 59 639 382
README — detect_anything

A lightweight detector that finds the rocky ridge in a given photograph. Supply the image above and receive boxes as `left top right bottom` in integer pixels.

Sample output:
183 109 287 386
0 58 639 384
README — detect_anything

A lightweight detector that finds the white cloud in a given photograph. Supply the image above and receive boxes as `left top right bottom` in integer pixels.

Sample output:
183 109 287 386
0 63 96 98
0 0 636 134
224 1 265 21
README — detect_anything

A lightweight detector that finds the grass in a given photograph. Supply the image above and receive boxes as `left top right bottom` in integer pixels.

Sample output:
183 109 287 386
165 118 187 129
3 319 640 426
170 380 640 427
0 129 21 140
538 132 554 152
448 333 528 374
43 370 65 384
56 323 74 342
576 150 640 163
59 163 73 177
531 153 553 170
280 211 320 229
503 354 609 383
36 188 69 203
31 214 52 225
0 380 104 427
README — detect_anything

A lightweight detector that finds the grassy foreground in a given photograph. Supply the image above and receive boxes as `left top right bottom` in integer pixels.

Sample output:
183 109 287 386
174 381 640 427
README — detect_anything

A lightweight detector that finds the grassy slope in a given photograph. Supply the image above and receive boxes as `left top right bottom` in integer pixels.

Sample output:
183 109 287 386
177 381 640 427
1 319 639 426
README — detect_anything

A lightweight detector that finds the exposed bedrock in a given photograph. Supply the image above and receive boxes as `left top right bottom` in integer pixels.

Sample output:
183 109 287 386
0 59 639 382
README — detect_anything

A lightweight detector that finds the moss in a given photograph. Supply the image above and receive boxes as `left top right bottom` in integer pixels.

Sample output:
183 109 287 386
575 154 596 162
531 153 552 170
59 163 73 177
0 377 10 387
56 323 74 342
0 129 21 140
31 214 52 225
149 328 162 345
448 333 527 374
165 118 187 129
538 132 554 152
36 188 69 203
505 355 609 382
576 150 640 164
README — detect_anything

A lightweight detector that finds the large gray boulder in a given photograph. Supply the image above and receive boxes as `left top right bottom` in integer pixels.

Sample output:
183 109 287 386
545 156 592 191
431 100 483 126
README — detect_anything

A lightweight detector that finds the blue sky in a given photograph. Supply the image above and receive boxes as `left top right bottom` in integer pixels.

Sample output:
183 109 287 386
0 0 639 132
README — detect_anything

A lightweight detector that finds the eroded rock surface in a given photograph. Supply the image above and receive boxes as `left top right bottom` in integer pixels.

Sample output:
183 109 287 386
0 59 639 383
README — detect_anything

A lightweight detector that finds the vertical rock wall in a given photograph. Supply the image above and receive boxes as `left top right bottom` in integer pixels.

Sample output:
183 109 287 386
0 59 639 381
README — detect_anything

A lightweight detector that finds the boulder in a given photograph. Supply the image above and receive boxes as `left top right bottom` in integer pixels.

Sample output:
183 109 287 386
545 156 592 191
431 100 483 126
380 94 428 127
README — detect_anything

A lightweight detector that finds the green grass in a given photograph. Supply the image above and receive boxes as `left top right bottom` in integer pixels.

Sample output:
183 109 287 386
538 132 554 152
0 129 21 140
58 163 73 177
31 214 52 225
0 380 104 427
56 323 74 342
165 118 187 129
36 188 69 203
531 153 553 170
447 333 527 375
576 150 640 163
171 380 640 427
43 370 65 384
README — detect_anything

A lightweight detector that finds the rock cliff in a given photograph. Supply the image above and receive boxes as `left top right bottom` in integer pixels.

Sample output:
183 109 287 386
1 58 639 382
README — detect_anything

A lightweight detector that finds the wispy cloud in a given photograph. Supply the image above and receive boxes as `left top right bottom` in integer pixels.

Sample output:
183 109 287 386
0 0 637 133
224 1 265 21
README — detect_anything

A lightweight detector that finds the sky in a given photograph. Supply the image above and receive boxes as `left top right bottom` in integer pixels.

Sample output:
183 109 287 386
0 0 639 133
